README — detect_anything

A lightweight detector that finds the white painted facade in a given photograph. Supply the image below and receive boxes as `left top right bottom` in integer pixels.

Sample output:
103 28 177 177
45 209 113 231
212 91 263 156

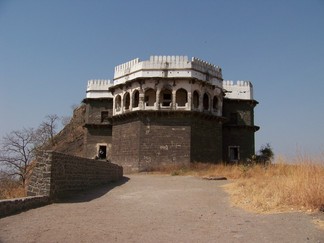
86 80 114 99
111 78 223 116
113 56 223 87
223 80 253 100
85 56 255 114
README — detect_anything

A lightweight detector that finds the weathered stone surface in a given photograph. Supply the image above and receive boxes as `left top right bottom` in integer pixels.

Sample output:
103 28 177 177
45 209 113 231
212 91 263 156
27 151 123 199
112 111 224 172
222 98 259 162
0 196 49 218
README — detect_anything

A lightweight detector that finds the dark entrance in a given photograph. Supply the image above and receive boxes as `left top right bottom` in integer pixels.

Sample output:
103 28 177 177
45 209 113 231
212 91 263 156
98 145 107 159
229 146 239 162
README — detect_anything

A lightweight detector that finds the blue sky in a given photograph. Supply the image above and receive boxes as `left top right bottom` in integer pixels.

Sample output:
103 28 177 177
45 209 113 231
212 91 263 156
0 0 323 159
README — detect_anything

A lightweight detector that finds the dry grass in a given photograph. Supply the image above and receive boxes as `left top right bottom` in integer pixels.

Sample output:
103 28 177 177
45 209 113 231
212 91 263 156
223 162 324 213
0 179 26 200
151 159 324 213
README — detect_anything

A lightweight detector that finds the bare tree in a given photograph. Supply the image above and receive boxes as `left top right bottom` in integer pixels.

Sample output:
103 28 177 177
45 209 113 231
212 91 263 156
0 128 36 187
36 114 60 146
61 115 71 127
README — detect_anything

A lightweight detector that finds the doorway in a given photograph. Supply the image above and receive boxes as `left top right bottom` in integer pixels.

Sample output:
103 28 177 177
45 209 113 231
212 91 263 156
98 145 107 159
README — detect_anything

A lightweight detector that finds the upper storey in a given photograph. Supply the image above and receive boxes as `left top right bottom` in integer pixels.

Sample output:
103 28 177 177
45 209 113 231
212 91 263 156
113 55 223 87
223 80 254 100
85 56 255 102
86 80 114 99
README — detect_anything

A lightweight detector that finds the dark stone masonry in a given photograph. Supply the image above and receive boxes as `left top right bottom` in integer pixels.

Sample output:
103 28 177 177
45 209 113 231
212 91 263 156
0 151 123 218
27 151 123 199
0 196 49 218
112 111 225 172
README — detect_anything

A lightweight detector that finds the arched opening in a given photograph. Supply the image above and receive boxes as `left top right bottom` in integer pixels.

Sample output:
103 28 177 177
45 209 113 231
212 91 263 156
213 96 218 111
192 90 199 109
115 95 121 111
176 88 188 106
144 88 156 106
160 89 172 106
133 90 139 108
124 92 130 110
203 93 209 111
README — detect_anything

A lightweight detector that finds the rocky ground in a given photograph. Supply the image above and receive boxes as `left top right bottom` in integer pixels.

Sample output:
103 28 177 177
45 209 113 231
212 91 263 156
0 174 323 242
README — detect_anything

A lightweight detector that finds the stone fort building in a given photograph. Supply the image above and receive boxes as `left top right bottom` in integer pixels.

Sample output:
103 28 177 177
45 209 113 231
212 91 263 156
83 56 259 172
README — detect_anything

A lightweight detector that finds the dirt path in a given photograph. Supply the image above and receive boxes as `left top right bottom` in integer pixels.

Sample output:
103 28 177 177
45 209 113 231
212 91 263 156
0 175 323 242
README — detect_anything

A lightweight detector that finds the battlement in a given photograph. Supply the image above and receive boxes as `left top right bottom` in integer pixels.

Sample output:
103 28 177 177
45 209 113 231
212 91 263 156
223 80 253 100
114 58 140 72
113 55 223 86
86 79 113 99
191 57 221 72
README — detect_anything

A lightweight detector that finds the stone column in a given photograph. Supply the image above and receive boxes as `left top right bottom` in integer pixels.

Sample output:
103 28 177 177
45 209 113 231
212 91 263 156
187 91 192 111
139 90 144 110
129 91 133 111
156 89 160 110
199 92 203 112
172 89 176 110
121 93 124 114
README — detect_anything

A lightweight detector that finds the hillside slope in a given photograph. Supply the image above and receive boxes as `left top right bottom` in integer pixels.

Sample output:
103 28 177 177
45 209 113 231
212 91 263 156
47 105 86 157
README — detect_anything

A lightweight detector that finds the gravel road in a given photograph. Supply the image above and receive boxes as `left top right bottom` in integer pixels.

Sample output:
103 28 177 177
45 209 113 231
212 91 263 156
0 174 323 243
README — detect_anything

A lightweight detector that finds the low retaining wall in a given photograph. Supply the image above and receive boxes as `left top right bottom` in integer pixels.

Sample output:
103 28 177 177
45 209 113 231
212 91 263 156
0 196 49 218
28 151 123 199
0 151 123 218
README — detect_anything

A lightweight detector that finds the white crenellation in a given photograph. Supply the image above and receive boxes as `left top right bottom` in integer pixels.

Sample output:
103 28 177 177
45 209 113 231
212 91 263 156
113 55 223 86
114 58 140 72
222 80 253 100
86 79 113 98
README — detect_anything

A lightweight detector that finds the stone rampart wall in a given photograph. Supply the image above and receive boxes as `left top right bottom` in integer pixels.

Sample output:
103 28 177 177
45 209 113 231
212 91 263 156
28 151 123 199
1 151 122 218
0 196 49 218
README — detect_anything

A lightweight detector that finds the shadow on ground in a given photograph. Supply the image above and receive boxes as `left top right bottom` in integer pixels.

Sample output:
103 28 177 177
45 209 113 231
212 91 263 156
55 176 130 203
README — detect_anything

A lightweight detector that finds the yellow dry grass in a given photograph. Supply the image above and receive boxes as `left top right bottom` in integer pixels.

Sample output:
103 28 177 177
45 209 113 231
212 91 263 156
151 159 324 213
0 180 26 200
223 162 324 213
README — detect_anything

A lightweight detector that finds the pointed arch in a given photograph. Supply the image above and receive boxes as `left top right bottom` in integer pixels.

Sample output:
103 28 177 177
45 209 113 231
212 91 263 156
115 95 121 111
124 92 130 110
203 93 209 111
192 90 199 109
213 96 218 111
144 88 156 106
160 88 172 106
132 90 139 108
176 88 188 106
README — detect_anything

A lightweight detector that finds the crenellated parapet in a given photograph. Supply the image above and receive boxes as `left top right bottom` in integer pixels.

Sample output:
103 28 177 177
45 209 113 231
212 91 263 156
113 55 223 86
86 79 113 99
222 80 254 100
191 57 221 76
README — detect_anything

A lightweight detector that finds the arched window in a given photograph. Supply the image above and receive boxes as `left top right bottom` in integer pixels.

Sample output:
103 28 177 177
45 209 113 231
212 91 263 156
124 92 130 110
192 90 199 109
160 89 172 106
203 93 209 111
144 88 156 106
213 96 218 111
133 90 139 108
176 88 187 106
115 95 121 111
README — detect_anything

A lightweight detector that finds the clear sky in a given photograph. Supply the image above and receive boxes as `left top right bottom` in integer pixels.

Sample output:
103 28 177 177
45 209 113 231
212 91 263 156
0 0 323 159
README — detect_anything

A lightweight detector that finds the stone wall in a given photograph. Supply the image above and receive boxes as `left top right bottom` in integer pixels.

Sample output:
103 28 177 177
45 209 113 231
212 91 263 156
112 111 224 172
112 118 141 173
0 196 49 218
191 117 223 163
84 126 112 160
222 98 259 162
28 151 123 199
222 127 256 162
